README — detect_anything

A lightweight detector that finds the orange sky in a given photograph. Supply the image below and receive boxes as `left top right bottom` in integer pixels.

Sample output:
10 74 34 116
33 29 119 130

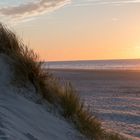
3 0 140 61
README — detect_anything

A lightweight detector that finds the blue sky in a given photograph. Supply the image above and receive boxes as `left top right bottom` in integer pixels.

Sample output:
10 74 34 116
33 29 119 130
0 0 35 6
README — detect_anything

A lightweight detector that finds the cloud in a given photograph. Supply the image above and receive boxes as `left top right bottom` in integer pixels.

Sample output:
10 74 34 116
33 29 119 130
0 0 71 23
73 0 140 7
112 18 119 22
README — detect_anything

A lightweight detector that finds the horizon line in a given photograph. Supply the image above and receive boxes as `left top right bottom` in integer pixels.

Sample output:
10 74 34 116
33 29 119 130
46 58 140 63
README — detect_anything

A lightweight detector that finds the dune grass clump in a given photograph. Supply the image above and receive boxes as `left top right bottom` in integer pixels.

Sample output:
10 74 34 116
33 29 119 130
0 23 128 140
0 23 54 101
60 83 80 118
60 83 103 139
0 24 20 55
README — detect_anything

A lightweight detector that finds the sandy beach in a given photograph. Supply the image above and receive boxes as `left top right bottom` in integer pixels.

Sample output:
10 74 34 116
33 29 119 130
51 69 140 140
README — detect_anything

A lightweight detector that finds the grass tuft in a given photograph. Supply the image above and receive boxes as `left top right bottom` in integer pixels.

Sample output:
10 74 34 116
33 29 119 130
60 83 103 139
60 83 80 118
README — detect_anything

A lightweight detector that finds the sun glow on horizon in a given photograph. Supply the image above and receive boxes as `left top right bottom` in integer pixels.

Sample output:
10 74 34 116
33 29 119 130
7 0 140 61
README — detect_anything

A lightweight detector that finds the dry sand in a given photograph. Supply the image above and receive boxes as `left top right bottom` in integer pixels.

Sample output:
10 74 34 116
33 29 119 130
51 69 140 140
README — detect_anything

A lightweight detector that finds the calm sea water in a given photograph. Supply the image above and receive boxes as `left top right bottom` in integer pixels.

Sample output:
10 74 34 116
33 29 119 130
47 59 140 70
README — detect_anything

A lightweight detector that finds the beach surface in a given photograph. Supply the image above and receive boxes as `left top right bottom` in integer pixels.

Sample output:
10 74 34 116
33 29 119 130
51 69 140 140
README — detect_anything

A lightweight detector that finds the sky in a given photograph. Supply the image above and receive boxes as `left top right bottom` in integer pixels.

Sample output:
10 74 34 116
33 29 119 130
0 0 140 61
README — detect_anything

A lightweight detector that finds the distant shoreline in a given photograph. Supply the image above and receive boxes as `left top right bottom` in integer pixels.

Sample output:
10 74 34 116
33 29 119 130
46 59 140 72
48 68 140 73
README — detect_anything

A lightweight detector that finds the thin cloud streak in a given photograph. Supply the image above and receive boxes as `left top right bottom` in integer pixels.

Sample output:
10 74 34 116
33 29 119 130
0 0 71 22
73 0 140 7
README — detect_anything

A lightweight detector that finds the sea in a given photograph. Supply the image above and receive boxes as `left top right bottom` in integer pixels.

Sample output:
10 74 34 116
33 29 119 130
46 59 140 140
47 59 140 70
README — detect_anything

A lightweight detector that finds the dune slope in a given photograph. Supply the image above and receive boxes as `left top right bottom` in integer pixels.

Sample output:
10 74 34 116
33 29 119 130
0 54 85 140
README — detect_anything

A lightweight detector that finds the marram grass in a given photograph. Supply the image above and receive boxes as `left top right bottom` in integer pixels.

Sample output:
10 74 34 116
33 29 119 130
0 23 129 140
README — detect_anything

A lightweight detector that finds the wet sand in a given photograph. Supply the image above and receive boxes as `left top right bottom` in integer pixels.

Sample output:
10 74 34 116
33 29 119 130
50 69 140 140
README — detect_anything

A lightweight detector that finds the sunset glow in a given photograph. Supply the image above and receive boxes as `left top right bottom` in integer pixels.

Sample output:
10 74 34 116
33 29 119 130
1 0 140 61
0 1 140 139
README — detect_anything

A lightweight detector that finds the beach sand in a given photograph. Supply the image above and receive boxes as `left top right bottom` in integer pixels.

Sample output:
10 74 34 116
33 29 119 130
51 69 140 140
